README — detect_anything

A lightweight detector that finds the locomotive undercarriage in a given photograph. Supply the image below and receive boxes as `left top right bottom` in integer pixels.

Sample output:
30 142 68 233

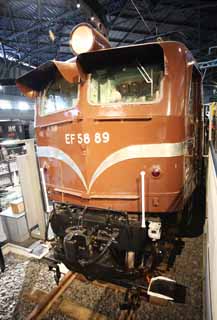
48 202 186 303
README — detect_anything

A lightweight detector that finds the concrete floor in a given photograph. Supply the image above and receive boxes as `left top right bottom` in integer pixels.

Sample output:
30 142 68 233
0 235 203 320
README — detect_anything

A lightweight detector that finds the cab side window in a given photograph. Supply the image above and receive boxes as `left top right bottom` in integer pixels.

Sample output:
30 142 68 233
39 74 78 116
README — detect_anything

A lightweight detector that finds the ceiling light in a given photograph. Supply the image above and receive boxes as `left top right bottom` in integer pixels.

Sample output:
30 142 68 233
76 1 80 8
0 139 22 146
0 99 12 109
18 101 30 110
49 30 55 42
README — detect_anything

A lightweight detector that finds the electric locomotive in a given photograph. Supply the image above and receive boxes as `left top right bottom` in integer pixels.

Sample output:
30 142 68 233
16 23 202 300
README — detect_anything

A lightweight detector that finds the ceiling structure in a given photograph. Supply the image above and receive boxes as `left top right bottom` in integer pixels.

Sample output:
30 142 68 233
0 0 217 90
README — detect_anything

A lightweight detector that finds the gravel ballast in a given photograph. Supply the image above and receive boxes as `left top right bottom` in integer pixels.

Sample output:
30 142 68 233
0 235 203 320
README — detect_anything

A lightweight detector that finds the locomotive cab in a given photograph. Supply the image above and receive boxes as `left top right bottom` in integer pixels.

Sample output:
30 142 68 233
16 24 202 295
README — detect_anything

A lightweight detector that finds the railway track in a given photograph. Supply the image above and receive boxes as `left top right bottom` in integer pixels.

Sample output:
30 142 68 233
26 271 135 320
1 234 203 320
27 271 77 320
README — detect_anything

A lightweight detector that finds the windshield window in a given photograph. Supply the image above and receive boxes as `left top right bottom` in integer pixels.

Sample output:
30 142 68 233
39 74 78 116
89 62 163 105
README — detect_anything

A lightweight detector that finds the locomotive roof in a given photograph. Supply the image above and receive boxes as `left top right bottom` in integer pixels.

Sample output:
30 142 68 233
16 41 197 98
78 40 196 71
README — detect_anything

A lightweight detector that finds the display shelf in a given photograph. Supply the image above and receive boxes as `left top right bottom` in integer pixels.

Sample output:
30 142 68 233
0 206 29 243
0 185 22 212
0 161 13 186
0 160 19 187
0 206 25 219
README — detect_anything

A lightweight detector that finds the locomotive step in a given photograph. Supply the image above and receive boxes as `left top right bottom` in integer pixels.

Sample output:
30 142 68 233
147 276 186 303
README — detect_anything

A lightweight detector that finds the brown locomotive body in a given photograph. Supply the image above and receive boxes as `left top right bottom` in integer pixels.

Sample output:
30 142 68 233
17 24 202 298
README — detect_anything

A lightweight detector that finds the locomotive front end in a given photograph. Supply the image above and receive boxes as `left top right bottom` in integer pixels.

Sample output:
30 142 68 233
16 24 200 298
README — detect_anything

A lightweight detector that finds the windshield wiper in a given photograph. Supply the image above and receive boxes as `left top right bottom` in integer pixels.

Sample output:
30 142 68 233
137 63 152 84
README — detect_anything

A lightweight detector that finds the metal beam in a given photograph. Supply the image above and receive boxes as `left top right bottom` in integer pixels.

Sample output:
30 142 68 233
8 22 41 41
109 37 135 44
82 0 108 26
110 25 154 35
199 59 217 70
7 4 18 45
116 18 141 46
7 9 75 40
108 0 129 27
109 13 217 31
1 43 7 64
2 11 216 33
